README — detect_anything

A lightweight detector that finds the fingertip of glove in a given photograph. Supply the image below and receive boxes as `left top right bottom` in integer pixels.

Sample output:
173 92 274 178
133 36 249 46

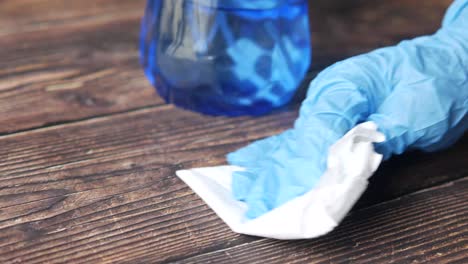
226 152 238 165
245 201 269 219
232 171 256 201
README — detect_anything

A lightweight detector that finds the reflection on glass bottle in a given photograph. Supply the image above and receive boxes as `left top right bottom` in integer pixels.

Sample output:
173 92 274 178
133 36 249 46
140 0 311 116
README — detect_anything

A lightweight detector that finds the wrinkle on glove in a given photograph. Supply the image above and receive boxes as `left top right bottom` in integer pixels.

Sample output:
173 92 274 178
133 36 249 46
228 0 468 219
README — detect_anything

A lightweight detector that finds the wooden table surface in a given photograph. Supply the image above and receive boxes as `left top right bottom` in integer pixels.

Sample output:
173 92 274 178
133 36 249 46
0 0 466 263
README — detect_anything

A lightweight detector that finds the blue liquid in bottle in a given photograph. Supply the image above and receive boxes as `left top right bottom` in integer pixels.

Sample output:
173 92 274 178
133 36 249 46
140 0 311 116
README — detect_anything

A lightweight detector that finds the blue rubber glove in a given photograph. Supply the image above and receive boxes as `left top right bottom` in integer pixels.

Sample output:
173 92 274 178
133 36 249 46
227 0 468 219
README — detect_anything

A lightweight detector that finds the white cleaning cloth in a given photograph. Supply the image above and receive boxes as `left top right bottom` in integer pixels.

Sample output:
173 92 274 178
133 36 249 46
176 122 385 239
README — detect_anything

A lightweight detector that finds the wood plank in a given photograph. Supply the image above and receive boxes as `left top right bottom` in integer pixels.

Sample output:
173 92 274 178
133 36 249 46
174 177 468 264
0 19 162 134
0 105 465 263
0 108 294 264
309 0 451 68
0 0 145 37
358 136 468 209
0 0 160 134
0 0 450 134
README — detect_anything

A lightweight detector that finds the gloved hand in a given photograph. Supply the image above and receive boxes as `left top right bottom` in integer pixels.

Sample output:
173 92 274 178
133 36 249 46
227 0 468 219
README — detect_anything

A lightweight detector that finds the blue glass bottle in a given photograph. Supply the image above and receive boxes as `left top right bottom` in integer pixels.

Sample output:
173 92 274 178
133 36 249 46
140 0 311 116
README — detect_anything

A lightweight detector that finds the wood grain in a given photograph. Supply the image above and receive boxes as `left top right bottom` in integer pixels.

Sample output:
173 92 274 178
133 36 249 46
0 0 158 134
176 177 468 264
357 135 468 209
0 107 295 264
0 106 295 225
0 0 145 37
309 0 451 69
0 104 466 263
0 18 161 134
